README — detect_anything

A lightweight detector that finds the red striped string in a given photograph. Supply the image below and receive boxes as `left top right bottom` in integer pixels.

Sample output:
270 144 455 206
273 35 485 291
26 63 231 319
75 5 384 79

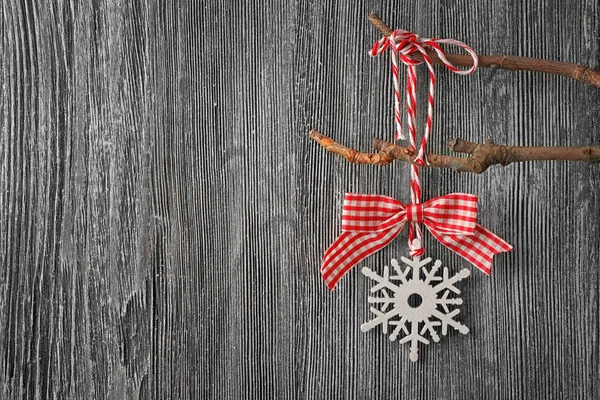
370 29 479 256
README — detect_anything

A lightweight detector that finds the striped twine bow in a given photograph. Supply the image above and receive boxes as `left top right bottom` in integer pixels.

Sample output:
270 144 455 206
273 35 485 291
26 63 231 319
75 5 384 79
321 193 512 290
370 29 479 165
370 28 479 257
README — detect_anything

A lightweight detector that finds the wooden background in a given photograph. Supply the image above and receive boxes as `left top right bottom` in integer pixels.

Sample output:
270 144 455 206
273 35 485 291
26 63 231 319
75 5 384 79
1 0 599 398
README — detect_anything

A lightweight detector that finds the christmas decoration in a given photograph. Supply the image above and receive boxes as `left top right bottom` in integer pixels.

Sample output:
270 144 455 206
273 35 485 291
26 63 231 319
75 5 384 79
311 13 599 361
361 246 470 362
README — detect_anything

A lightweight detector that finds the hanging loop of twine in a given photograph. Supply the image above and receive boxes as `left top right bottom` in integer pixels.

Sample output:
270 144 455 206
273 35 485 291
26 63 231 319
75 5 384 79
370 29 479 166
371 28 478 255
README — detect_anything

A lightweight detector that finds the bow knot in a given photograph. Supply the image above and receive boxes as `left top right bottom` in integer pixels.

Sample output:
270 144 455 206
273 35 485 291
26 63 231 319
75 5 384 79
371 30 479 75
322 193 512 289
408 33 420 44
406 204 424 223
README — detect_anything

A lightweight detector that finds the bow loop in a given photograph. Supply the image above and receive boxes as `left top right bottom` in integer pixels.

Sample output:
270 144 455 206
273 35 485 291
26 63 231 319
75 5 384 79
421 193 478 235
340 193 404 233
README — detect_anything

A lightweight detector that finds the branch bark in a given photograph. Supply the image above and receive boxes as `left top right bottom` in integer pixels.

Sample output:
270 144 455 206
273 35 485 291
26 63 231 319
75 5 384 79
309 129 395 165
368 13 600 89
310 129 600 174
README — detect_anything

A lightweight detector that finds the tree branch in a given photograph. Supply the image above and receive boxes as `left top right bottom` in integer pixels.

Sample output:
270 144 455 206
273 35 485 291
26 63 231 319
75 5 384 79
368 13 600 89
310 129 600 174
309 129 395 165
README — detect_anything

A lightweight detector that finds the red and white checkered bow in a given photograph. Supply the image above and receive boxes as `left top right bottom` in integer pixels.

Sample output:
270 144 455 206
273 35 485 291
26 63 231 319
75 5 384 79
321 193 512 289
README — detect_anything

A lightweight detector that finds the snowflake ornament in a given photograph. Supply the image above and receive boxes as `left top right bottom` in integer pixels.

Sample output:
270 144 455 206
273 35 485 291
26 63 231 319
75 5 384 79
361 251 470 362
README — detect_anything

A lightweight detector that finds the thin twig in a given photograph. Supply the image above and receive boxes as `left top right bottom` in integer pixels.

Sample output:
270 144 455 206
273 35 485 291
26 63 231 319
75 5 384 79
368 13 600 88
310 129 600 174
309 130 395 165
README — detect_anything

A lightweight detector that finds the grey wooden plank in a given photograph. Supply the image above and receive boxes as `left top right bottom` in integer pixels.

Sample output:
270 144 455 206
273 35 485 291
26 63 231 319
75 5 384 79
0 0 599 399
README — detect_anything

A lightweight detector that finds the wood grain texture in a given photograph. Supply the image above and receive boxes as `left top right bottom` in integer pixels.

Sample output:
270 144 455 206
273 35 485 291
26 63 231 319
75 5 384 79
0 0 599 399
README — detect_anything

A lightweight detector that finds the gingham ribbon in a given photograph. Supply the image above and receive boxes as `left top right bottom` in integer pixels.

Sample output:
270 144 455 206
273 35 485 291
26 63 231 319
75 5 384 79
370 29 479 165
321 193 512 289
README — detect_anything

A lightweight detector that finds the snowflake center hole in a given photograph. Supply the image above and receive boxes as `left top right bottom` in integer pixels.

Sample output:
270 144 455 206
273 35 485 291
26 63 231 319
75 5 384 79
407 293 423 308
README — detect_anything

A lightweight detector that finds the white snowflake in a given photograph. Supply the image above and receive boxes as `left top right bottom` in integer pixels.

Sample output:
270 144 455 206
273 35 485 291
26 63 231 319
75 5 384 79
361 254 470 362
